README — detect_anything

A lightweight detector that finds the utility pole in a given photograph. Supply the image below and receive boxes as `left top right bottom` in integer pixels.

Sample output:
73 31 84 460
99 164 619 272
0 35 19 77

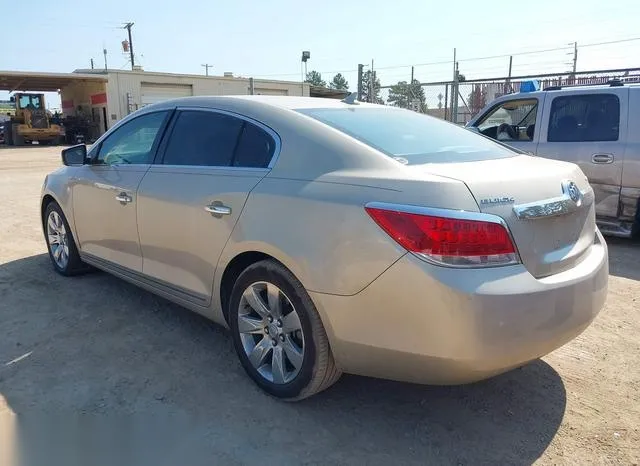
90 58 94 70
357 64 364 101
103 48 108 71
411 65 414 83
201 64 213 76
572 42 578 73
506 55 513 93
123 22 135 70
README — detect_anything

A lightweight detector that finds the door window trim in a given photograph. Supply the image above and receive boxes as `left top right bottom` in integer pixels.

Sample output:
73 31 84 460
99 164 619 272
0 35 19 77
155 106 282 170
474 97 539 128
546 93 621 143
88 109 174 166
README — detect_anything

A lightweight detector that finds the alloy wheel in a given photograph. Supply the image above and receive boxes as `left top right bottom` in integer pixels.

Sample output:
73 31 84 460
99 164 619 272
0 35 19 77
237 281 305 384
47 210 70 269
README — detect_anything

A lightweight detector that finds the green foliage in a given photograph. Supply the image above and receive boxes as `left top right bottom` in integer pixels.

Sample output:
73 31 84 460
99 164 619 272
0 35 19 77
329 73 349 91
305 70 327 87
361 70 384 104
387 79 427 112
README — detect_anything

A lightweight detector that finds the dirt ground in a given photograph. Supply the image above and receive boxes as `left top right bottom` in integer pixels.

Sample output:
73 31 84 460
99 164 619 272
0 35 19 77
0 146 638 465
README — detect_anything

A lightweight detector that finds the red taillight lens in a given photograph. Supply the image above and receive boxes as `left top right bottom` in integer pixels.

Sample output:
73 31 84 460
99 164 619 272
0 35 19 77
365 206 518 267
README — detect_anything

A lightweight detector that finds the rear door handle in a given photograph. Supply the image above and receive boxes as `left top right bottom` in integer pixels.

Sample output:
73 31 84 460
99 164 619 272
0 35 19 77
115 192 132 204
591 153 614 164
204 203 232 216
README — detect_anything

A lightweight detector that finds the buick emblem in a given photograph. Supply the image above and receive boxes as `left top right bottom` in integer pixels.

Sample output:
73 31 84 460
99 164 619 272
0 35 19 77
563 180 582 205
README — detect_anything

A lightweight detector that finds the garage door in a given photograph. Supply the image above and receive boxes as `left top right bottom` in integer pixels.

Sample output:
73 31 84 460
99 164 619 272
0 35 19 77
141 83 193 106
254 88 288 96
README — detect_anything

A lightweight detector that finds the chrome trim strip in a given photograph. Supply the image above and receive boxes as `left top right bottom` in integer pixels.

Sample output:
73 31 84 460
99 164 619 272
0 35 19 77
364 201 521 268
513 181 588 220
175 106 282 169
365 202 508 225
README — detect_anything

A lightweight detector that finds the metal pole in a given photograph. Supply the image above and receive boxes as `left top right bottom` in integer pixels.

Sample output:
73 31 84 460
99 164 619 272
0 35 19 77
453 62 459 124
301 61 304 96
249 77 255 95
572 42 578 73
370 59 374 103
451 48 457 122
103 48 108 71
124 23 135 70
90 58 94 69
444 83 449 121
506 55 513 93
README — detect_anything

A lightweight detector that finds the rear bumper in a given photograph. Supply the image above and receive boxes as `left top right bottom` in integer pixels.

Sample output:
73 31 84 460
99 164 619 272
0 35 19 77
310 230 608 385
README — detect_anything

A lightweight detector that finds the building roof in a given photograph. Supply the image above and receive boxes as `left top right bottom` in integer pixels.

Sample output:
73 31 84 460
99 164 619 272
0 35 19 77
0 70 107 92
73 68 311 87
309 86 350 99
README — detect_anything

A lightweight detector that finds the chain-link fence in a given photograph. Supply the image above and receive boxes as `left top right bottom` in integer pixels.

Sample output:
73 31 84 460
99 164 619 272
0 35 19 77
376 67 640 124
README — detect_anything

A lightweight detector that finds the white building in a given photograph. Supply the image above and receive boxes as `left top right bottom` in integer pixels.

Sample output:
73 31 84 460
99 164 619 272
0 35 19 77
0 68 313 138
69 69 312 133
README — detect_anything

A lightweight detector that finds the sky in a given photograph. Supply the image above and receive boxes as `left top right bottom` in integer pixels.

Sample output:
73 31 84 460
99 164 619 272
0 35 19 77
2 0 640 108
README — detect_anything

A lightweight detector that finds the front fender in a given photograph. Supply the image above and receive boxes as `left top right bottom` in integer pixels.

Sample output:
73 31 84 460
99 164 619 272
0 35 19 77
41 168 78 243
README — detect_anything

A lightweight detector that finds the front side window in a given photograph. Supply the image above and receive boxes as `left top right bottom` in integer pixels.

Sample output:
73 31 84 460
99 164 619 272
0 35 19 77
548 94 620 142
476 99 538 142
299 107 515 164
97 111 168 165
163 111 243 166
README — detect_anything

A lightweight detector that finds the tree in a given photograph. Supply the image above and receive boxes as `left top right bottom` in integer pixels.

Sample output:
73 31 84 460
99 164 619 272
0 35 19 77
361 70 384 104
387 79 427 112
329 73 349 91
467 85 487 117
305 70 326 87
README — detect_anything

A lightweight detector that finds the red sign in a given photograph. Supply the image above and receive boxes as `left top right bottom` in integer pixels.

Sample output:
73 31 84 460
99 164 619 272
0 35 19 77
61 99 74 109
90 93 107 105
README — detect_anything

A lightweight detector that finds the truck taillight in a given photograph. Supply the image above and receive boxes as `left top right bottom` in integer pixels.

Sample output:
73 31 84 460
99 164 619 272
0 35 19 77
365 205 519 267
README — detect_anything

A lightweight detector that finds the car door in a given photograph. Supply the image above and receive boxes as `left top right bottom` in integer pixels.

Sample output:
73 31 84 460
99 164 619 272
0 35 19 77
136 108 278 306
470 96 543 154
72 110 171 271
536 88 628 219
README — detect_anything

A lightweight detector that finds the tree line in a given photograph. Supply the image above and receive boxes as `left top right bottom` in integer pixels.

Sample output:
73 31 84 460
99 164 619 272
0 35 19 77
304 70 427 112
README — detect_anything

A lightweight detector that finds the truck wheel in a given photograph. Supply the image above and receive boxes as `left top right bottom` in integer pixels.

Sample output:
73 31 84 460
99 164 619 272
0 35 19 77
11 125 25 146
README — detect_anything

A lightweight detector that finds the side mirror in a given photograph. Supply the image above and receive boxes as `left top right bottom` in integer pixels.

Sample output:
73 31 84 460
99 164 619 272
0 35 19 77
61 144 87 166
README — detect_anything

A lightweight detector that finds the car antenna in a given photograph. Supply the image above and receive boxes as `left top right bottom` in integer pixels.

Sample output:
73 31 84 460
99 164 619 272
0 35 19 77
341 92 359 105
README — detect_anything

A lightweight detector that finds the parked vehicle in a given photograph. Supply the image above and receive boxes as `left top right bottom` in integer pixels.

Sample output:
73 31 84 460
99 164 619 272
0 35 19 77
3 93 63 146
41 96 608 400
467 80 640 238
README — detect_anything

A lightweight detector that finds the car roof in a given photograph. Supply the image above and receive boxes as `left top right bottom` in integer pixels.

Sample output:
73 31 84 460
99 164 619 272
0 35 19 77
147 94 390 111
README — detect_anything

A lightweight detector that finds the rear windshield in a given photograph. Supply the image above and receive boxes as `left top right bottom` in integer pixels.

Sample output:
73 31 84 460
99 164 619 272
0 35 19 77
298 107 516 164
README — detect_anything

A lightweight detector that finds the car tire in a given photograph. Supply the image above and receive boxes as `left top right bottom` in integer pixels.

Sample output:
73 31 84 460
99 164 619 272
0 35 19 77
43 201 88 276
229 259 341 400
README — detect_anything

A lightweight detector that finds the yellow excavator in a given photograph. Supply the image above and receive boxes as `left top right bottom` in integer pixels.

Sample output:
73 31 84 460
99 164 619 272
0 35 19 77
3 93 63 146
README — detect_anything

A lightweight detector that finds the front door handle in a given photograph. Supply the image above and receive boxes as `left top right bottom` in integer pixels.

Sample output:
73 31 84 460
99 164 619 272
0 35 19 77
205 203 232 216
115 192 133 204
592 153 614 164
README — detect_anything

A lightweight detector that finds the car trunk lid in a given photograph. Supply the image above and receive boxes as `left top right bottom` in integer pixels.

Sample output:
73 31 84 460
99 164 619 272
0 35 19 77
413 155 596 278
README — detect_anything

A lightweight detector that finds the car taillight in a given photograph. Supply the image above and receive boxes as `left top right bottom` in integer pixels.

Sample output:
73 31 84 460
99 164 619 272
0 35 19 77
365 205 519 267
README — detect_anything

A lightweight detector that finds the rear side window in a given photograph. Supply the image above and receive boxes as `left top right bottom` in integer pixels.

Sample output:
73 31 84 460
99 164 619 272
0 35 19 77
548 94 620 142
163 111 243 166
232 122 276 168
298 107 515 164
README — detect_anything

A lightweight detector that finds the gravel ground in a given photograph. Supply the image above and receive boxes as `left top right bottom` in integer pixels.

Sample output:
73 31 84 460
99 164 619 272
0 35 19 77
0 146 638 465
